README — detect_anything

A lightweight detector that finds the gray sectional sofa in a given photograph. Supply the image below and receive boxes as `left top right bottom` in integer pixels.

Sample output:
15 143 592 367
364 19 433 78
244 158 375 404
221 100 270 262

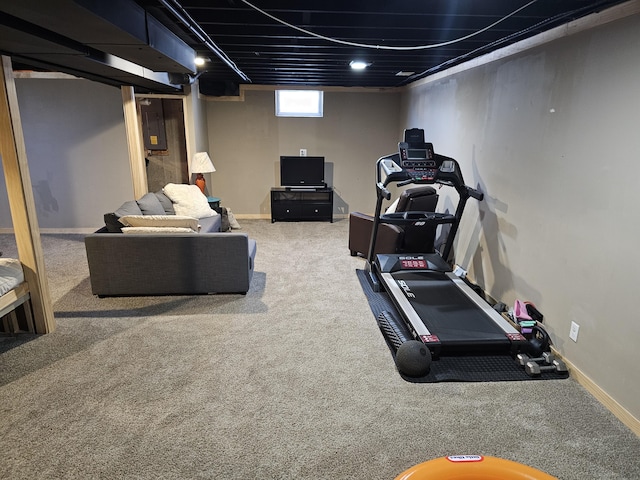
84 189 257 297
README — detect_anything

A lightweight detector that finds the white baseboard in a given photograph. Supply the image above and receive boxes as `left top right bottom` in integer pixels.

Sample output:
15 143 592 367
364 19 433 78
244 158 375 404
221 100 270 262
234 214 270 220
234 213 349 221
553 349 640 436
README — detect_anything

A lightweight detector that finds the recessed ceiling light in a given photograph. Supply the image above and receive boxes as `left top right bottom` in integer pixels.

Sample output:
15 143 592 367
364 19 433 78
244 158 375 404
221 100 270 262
350 60 371 70
195 56 208 66
395 71 415 77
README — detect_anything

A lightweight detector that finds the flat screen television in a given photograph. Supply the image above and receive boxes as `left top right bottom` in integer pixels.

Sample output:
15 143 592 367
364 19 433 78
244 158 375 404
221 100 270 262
280 156 325 188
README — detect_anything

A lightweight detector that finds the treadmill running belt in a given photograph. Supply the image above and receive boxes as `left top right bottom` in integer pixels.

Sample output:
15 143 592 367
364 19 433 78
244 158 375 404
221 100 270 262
356 269 569 383
394 271 507 346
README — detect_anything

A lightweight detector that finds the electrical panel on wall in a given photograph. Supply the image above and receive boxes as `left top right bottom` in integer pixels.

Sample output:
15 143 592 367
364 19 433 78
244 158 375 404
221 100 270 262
140 98 168 150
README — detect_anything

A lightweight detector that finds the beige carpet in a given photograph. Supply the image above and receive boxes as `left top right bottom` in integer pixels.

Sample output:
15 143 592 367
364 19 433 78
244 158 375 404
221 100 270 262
1 221 639 479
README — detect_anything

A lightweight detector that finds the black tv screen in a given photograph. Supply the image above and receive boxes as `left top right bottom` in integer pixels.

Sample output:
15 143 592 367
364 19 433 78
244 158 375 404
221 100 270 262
280 156 325 188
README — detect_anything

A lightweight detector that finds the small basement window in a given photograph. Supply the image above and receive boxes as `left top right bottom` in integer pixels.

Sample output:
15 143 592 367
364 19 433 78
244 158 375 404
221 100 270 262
275 90 323 117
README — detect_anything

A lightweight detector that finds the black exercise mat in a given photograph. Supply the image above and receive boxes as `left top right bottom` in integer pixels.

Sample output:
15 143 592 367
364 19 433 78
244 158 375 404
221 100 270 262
356 269 569 383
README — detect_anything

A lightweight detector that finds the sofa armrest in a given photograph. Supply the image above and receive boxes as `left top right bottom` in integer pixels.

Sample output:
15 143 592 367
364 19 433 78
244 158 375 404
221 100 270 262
198 214 221 233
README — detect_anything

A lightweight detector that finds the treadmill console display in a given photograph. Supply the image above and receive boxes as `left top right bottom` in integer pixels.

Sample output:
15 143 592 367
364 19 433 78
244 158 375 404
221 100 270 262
398 141 438 181
383 254 451 273
406 148 428 159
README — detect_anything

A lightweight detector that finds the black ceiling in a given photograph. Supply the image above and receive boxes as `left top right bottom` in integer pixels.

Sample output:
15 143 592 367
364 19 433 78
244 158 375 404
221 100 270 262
0 0 629 94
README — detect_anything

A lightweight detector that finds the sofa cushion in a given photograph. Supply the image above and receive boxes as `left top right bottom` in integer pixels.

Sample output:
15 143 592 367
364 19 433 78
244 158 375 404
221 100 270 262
137 192 166 215
114 200 142 218
121 227 197 235
119 215 199 231
104 213 124 233
163 183 217 219
154 191 175 215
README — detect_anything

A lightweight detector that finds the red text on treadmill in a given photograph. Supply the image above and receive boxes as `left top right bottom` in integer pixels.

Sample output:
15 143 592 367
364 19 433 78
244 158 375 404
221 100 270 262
506 333 527 341
421 335 440 343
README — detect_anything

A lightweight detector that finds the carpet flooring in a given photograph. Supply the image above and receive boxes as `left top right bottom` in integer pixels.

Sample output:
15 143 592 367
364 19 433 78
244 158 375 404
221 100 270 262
0 221 639 480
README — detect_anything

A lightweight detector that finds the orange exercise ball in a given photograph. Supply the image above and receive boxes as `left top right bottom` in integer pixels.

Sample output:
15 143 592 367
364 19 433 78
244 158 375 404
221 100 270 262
394 455 558 480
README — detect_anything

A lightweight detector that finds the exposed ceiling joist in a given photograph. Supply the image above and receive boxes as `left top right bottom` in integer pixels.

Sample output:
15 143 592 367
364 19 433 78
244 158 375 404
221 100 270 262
0 0 632 94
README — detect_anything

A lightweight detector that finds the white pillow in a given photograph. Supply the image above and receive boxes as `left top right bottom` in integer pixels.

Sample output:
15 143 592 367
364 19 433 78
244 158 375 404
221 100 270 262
163 183 217 219
0 258 24 296
121 227 197 235
119 214 199 231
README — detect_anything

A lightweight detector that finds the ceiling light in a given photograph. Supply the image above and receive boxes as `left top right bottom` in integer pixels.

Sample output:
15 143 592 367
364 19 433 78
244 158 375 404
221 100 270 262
350 60 371 71
194 56 207 66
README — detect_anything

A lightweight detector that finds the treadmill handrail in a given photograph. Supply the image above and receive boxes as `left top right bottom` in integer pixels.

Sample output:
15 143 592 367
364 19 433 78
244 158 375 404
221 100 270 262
467 186 484 201
368 151 483 266
379 211 456 226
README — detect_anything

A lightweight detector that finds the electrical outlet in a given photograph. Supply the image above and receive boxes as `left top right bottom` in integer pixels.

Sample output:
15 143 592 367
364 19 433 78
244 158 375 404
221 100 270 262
300 148 307 156
569 321 580 342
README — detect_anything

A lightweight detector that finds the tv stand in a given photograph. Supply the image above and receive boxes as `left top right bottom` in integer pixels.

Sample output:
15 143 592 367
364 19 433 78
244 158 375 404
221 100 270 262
271 187 333 223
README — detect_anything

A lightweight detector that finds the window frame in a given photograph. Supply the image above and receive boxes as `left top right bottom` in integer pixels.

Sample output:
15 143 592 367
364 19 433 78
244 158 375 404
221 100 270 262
275 90 324 118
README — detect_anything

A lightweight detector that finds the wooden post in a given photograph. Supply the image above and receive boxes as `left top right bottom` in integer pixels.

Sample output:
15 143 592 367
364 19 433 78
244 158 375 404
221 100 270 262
0 55 55 334
121 86 148 199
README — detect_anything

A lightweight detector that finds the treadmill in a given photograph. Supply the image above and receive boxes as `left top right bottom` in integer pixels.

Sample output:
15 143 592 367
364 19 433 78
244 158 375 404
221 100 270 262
366 129 527 357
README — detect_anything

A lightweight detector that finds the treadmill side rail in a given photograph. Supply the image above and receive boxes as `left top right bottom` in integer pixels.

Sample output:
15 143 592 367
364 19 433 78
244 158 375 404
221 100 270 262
445 273 521 335
380 273 433 339
446 273 528 353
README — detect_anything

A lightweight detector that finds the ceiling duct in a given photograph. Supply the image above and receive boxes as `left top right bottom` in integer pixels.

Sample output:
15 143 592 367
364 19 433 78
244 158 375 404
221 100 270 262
0 0 196 76
73 0 196 73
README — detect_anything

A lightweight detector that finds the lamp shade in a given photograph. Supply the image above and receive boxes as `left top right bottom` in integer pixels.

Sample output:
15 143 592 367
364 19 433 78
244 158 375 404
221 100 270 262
191 152 216 174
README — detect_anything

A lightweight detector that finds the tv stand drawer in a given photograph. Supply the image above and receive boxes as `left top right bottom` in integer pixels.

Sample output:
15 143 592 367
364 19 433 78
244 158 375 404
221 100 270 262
271 203 302 220
271 188 333 223
300 203 332 218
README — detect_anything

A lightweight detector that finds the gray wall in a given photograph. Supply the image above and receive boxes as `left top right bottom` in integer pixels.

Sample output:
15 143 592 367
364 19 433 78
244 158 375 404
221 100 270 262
205 88 401 216
0 78 133 231
2 82 400 229
401 12 640 420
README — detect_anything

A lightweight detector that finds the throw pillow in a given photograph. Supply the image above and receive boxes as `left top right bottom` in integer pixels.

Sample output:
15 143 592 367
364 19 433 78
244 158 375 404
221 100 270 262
154 191 175 215
121 227 197 235
137 192 166 215
118 215 199 231
114 200 143 218
163 183 216 219
104 213 124 233
0 257 25 296
219 207 231 232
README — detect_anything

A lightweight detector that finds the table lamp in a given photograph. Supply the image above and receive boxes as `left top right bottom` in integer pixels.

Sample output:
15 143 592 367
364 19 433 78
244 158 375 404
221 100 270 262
191 152 216 194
